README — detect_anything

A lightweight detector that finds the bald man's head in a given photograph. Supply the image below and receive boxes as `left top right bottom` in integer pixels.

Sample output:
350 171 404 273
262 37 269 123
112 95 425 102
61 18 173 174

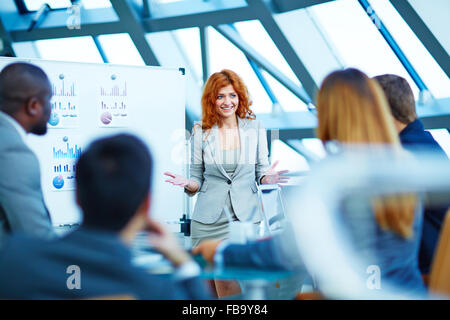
0 62 52 135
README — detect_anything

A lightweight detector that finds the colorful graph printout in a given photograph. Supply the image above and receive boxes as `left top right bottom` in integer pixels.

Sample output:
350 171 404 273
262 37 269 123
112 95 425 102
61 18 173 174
98 81 129 127
50 136 82 191
48 77 80 128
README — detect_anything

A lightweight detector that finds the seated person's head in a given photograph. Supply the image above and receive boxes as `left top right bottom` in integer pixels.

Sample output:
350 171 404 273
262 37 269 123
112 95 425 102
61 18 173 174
0 62 52 135
316 68 399 145
316 68 416 239
75 134 152 233
373 74 417 132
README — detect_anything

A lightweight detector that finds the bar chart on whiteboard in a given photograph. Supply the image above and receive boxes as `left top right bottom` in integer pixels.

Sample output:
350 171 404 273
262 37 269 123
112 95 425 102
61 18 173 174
98 81 129 127
0 56 186 225
50 135 82 192
48 75 80 128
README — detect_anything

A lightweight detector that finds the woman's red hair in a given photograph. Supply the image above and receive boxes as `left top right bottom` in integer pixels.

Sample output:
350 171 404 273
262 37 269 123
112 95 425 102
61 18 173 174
200 69 255 130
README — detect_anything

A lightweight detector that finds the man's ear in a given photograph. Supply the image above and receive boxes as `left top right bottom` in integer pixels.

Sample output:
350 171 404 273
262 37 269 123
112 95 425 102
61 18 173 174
24 97 42 118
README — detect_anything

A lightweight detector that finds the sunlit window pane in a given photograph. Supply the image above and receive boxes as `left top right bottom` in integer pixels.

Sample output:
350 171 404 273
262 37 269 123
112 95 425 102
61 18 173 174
97 33 145 66
310 0 420 98
25 0 111 10
428 129 450 158
34 36 103 63
172 28 202 85
82 0 111 9
234 20 299 86
152 0 184 3
274 8 343 86
270 139 310 185
368 0 450 99
207 27 272 114
24 0 71 11
302 138 327 159
260 70 307 112
408 0 450 55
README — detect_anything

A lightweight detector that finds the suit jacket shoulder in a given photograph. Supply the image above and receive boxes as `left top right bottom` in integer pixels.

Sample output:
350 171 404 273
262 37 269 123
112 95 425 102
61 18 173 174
0 118 54 241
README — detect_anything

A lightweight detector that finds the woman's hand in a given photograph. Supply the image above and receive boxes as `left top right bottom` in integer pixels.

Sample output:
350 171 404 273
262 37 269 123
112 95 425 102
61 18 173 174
164 172 199 193
164 172 190 187
261 160 290 185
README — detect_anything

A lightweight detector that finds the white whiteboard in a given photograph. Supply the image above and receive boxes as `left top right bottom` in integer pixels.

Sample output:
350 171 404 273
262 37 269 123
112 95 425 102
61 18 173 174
0 57 186 227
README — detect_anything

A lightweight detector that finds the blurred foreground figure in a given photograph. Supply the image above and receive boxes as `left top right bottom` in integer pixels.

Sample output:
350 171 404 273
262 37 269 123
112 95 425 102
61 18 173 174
0 134 210 299
313 68 426 296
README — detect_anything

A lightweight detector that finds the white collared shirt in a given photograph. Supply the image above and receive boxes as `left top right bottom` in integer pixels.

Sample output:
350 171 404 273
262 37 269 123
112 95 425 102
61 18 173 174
0 110 27 142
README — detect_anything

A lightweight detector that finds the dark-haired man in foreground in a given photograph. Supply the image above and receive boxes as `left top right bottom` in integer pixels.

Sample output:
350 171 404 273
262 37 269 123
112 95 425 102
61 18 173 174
374 74 448 275
0 134 210 299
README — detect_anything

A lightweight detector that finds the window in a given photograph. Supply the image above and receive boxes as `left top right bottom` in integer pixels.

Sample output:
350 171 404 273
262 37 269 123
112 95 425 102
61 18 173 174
23 0 111 11
82 0 111 9
207 26 273 114
407 0 450 55
172 28 202 85
24 0 71 11
234 20 308 111
367 0 450 99
428 129 450 158
310 0 420 98
260 70 308 112
97 33 145 66
34 36 103 63
234 20 299 85
302 138 327 159
270 139 311 185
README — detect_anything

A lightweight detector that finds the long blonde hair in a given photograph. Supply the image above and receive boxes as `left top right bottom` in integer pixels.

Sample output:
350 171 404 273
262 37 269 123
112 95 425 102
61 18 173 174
316 68 416 238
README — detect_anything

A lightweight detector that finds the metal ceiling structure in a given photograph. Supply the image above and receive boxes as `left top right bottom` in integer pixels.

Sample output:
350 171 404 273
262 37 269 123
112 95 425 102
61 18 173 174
0 0 448 159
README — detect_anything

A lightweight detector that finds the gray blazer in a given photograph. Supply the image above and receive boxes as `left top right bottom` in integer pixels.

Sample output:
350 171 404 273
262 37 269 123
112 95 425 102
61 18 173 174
0 115 55 246
187 117 270 224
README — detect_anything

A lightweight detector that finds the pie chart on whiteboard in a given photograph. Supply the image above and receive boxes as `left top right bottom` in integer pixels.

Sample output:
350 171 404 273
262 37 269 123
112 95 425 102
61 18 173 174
101 111 112 125
52 175 64 189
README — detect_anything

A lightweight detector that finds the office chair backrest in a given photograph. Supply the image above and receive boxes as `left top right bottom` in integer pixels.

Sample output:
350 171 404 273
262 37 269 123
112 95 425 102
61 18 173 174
429 208 450 297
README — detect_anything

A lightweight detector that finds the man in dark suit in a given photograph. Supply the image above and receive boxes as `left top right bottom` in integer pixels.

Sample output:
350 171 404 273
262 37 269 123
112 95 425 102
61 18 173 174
374 74 449 275
0 134 210 299
0 62 56 246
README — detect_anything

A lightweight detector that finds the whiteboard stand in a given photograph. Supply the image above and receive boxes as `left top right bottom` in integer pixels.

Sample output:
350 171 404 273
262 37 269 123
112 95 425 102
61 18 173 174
180 138 192 249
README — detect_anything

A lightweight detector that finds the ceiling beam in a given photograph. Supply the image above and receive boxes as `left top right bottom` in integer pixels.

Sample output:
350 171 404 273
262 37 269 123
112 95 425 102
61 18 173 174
142 5 256 32
10 22 124 42
110 0 159 66
246 0 319 101
214 24 311 105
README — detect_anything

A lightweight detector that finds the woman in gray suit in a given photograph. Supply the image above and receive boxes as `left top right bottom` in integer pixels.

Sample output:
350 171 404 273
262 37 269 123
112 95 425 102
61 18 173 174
165 69 288 247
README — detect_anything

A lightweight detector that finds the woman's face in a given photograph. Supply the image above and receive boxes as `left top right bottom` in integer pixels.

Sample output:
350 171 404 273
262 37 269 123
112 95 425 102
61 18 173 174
215 84 239 120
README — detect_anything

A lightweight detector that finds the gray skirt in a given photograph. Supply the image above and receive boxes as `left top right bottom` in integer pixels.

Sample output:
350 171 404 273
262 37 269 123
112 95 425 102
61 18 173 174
191 192 238 248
